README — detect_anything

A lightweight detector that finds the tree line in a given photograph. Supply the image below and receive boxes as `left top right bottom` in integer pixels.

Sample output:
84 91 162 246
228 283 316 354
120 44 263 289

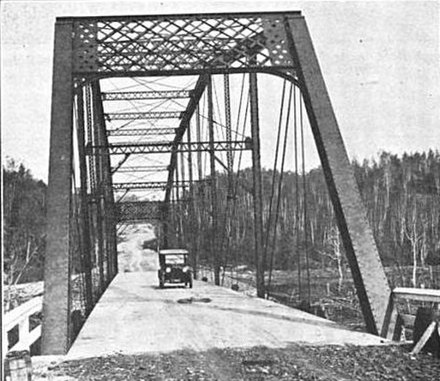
187 150 440 287
3 150 440 287
3 159 47 285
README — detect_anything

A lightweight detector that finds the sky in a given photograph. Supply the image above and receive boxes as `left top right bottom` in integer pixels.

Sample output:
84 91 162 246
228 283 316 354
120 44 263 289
1 0 439 181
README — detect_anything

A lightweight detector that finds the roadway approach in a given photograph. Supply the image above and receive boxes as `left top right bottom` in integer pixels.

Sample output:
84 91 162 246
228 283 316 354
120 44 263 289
66 225 388 360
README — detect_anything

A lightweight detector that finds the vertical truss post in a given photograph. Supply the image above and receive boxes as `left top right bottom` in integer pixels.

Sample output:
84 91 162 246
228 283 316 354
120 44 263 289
75 87 93 315
96 186 105 290
208 76 220 285
286 15 392 335
223 74 234 277
175 153 181 246
105 157 118 279
195 106 204 272
224 74 234 196
249 72 265 298
42 20 74 355
179 150 186 245
196 106 203 182
85 86 96 194
171 186 177 247
187 122 198 278
92 81 118 281
180 151 186 190
93 82 111 285
91 83 106 293
162 210 169 248
162 186 172 249
85 85 98 273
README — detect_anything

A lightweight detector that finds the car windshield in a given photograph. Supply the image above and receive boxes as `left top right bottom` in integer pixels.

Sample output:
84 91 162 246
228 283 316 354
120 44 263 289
164 254 186 265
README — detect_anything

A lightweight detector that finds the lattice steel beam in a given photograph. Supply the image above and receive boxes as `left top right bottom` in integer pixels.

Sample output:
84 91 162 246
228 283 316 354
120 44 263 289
75 88 93 314
105 111 184 120
88 140 252 155
102 90 192 100
113 180 201 190
114 165 169 173
107 128 176 136
115 200 189 222
69 12 297 75
116 200 163 221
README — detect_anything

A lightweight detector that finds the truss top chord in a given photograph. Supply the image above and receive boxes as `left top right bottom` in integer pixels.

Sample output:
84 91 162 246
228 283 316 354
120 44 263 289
59 11 302 22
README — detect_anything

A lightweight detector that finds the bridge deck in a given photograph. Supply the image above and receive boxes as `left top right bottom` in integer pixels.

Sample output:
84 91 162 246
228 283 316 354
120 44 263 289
67 271 388 359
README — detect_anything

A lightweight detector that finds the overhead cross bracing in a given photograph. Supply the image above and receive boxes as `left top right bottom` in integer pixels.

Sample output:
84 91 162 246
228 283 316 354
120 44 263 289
107 128 177 136
115 201 165 221
105 111 184 120
43 11 397 356
113 180 202 190
114 165 169 173
88 140 252 155
102 90 192 100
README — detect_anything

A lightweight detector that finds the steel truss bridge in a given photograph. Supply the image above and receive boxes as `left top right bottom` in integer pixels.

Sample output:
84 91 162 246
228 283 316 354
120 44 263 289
42 11 399 355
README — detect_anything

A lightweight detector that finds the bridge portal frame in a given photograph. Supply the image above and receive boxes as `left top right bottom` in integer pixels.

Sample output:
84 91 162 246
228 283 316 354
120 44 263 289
43 11 395 355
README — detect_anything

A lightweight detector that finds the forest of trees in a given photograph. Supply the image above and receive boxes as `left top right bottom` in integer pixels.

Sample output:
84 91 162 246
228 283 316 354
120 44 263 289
3 150 440 288
189 150 440 288
3 159 47 285
354 151 440 282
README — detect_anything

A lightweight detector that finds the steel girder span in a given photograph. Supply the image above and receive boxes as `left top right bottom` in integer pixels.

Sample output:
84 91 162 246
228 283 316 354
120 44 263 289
43 11 394 355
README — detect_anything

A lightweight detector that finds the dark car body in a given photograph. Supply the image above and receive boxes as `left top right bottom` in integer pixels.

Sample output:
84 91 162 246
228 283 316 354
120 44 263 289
158 249 192 288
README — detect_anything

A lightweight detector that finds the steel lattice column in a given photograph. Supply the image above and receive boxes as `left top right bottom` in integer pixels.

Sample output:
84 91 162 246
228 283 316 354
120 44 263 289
92 81 118 281
91 82 106 293
75 88 93 315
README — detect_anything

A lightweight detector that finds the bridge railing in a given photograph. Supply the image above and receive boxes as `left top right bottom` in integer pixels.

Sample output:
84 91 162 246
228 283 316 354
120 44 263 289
390 287 440 342
393 287 440 304
4 296 43 355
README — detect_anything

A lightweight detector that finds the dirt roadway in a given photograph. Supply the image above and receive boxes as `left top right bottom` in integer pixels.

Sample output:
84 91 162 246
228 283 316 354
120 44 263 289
117 223 158 273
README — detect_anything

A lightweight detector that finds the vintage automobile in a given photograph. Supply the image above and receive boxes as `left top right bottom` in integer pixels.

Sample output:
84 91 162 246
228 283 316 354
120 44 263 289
158 249 193 288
